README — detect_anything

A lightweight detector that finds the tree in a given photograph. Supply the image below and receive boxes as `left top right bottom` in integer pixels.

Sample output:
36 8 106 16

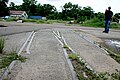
82 6 94 19
22 0 37 15
114 13 120 19
41 4 57 17
9 2 16 10
62 2 81 20
0 0 9 17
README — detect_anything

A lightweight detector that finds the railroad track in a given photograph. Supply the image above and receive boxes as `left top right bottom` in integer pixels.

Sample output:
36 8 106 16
53 30 78 80
0 31 36 80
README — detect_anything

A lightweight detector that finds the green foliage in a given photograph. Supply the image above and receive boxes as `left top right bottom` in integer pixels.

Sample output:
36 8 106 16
23 19 37 22
111 23 120 29
114 13 120 19
6 18 18 21
0 0 9 17
36 20 49 24
18 55 26 62
47 20 66 23
0 52 18 69
69 53 120 80
109 53 120 63
5 1 103 22
81 17 104 27
0 51 26 69
68 54 79 60
63 45 69 49
0 38 5 53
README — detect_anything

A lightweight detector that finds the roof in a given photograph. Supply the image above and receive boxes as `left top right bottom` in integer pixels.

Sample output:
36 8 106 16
10 10 25 15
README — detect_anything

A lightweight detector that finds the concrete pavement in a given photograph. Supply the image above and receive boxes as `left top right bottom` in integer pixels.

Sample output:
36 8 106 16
0 22 120 79
8 29 72 80
59 29 120 73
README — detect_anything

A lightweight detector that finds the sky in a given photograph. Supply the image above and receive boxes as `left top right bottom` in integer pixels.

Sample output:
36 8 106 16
9 0 120 14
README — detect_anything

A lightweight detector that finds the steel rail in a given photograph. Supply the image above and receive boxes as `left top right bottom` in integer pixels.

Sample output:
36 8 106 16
0 31 36 80
53 30 78 80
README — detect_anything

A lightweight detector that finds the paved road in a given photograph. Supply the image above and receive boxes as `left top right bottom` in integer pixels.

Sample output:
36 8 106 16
0 21 120 79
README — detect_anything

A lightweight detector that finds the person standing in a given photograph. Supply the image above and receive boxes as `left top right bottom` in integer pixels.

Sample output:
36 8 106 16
103 7 113 33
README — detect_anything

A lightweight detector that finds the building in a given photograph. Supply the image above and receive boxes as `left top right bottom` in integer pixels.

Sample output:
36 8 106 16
29 16 42 19
29 16 47 20
9 10 28 19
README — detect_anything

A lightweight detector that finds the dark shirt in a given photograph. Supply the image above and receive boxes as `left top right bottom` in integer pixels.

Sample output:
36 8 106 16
105 10 113 20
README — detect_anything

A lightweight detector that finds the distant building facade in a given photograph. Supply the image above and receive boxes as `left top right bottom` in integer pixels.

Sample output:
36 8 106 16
29 16 42 19
10 10 28 19
29 16 47 20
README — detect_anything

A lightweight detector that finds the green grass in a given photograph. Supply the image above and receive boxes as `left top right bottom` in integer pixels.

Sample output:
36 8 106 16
110 22 120 29
6 18 18 22
80 17 104 28
0 52 18 69
109 53 120 63
68 54 79 60
0 38 5 53
63 45 69 49
5 18 66 24
0 51 26 69
23 19 37 22
80 17 120 29
68 53 120 80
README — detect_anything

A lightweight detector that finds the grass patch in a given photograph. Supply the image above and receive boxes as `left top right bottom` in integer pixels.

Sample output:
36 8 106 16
80 17 120 29
110 22 120 29
0 38 5 53
47 20 66 23
101 43 120 64
0 52 18 69
80 17 104 28
23 19 37 22
68 54 79 60
69 54 98 80
109 53 120 63
63 45 73 54
0 51 26 69
63 45 69 49
68 54 120 80
6 18 18 22
24 19 53 24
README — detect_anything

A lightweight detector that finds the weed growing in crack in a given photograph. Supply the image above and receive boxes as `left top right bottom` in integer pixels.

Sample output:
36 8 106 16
0 51 26 69
0 38 5 53
63 45 69 49
68 53 120 80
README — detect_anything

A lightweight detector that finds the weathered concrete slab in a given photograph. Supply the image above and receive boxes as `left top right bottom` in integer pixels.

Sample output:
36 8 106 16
11 29 72 80
60 29 120 73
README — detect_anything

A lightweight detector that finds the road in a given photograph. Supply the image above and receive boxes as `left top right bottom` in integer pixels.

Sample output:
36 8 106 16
0 21 120 80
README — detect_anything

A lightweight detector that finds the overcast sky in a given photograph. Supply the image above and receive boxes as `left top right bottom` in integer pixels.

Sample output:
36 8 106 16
9 0 120 13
